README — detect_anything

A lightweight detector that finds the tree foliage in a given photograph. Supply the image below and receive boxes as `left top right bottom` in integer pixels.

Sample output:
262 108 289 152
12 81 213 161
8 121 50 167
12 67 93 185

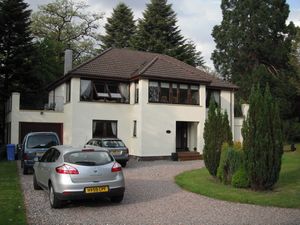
133 0 204 67
101 3 136 49
0 0 35 96
31 0 103 63
242 84 283 190
203 101 233 176
212 0 295 83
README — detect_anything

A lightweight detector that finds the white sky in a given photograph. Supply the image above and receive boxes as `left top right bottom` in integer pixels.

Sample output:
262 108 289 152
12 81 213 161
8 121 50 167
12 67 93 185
25 0 300 68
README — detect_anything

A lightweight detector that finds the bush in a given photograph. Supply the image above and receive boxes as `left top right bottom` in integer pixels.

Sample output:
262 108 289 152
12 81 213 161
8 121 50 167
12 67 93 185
232 167 249 188
217 144 243 184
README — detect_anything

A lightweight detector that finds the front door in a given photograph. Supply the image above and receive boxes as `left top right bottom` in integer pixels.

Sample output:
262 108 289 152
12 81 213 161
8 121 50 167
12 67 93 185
176 122 188 152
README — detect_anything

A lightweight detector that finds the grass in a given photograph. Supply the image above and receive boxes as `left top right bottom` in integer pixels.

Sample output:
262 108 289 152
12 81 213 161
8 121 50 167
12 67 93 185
175 144 300 208
0 161 27 225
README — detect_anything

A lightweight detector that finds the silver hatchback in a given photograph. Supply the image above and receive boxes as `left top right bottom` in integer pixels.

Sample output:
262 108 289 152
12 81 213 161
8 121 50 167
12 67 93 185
33 145 125 208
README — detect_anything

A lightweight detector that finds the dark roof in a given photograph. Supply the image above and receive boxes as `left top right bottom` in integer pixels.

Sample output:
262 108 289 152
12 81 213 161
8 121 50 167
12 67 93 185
49 48 238 90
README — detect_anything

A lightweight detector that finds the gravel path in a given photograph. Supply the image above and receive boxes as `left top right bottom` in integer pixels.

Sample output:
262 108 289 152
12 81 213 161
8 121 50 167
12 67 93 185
19 160 300 225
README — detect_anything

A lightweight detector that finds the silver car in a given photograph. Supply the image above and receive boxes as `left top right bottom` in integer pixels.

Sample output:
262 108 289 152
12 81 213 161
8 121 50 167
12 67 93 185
85 138 129 167
33 145 125 208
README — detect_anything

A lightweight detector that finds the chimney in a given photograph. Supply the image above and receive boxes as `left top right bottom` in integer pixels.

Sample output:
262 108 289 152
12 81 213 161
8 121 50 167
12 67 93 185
64 49 73 75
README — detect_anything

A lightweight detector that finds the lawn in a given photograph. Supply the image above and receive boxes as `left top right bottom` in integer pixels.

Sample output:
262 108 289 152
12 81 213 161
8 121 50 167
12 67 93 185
0 161 27 225
175 144 300 208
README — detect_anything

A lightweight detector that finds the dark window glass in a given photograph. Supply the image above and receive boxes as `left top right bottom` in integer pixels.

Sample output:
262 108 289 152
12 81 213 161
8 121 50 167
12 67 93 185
102 140 125 147
40 149 53 162
206 90 220 108
160 82 170 103
135 82 139 103
191 85 199 105
93 120 117 138
64 151 113 166
133 120 137 137
26 135 59 149
172 84 178 103
80 80 92 100
149 81 159 102
66 81 71 103
48 149 60 162
179 84 188 104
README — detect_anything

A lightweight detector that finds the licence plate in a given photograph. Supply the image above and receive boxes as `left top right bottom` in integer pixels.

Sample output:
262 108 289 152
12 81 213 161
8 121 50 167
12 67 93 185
85 186 109 193
111 150 122 155
36 152 44 157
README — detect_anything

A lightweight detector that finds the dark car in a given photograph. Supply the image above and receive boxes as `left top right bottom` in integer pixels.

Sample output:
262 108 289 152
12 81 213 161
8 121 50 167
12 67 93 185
85 138 129 167
20 132 60 174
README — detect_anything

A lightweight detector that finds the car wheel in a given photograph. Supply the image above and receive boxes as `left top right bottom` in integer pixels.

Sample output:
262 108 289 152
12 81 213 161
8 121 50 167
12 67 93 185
110 194 124 203
33 173 42 190
120 162 127 167
49 183 62 208
23 166 28 175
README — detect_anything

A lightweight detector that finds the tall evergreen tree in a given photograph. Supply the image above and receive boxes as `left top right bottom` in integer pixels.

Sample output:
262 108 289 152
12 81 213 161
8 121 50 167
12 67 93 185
242 83 283 190
0 0 35 142
101 3 136 49
133 0 204 67
212 0 295 84
203 101 231 176
212 0 297 139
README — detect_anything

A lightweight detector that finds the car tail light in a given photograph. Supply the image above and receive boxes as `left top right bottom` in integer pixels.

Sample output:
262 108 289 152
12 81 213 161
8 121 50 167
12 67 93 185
56 164 79 174
111 162 122 172
23 153 28 160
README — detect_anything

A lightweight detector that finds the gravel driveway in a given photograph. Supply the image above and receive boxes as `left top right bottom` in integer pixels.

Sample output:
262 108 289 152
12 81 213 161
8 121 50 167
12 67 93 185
19 160 300 225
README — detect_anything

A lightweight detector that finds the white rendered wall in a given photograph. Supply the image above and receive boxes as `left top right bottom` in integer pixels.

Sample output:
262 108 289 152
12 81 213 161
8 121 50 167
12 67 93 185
234 118 244 142
220 90 235 138
7 93 64 144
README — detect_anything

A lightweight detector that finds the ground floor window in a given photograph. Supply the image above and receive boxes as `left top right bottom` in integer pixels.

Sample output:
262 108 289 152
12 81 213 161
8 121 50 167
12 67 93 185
93 120 117 138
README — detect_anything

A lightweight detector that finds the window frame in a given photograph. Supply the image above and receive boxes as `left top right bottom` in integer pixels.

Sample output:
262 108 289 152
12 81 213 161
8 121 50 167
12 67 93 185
66 80 71 103
80 79 130 104
148 80 199 105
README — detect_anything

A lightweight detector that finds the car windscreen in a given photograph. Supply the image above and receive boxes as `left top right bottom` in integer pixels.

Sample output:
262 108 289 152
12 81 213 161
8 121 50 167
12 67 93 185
26 134 59 149
64 151 113 166
102 140 125 148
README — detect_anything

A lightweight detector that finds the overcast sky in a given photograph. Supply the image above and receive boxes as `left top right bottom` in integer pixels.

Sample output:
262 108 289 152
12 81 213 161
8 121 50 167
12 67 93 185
25 0 300 68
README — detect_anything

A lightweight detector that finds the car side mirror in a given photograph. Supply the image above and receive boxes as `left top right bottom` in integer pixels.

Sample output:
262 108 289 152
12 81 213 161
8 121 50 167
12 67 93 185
34 157 39 162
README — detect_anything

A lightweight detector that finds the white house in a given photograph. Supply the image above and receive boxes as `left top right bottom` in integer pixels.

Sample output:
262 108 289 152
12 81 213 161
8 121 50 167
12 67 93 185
5 48 241 159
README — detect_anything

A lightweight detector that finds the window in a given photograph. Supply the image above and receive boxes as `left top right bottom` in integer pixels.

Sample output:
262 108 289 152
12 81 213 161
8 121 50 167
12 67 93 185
206 89 220 108
66 81 71 103
135 82 139 103
80 79 129 103
179 84 188 104
160 82 170 103
171 84 178 103
149 81 159 102
133 120 137 137
93 120 117 138
26 134 59 149
64 151 113 166
148 80 199 105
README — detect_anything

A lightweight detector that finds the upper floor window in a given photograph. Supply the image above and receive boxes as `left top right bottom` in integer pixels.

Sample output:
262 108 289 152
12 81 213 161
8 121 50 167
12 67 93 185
80 79 129 103
206 89 220 108
66 81 71 103
148 80 199 105
135 82 139 103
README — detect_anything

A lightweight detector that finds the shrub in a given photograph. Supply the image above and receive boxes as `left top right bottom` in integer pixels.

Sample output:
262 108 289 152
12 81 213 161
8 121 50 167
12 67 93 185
232 167 249 188
217 144 243 184
203 101 233 177
243 84 283 190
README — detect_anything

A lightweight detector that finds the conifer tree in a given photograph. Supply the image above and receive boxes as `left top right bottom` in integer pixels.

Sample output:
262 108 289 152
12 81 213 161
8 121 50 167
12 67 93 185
101 3 136 49
0 0 35 142
222 110 233 145
242 83 283 190
133 0 204 67
203 101 225 176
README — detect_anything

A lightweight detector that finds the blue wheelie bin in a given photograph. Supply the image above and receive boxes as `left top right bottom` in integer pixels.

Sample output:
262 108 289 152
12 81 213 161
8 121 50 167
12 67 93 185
6 144 15 161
